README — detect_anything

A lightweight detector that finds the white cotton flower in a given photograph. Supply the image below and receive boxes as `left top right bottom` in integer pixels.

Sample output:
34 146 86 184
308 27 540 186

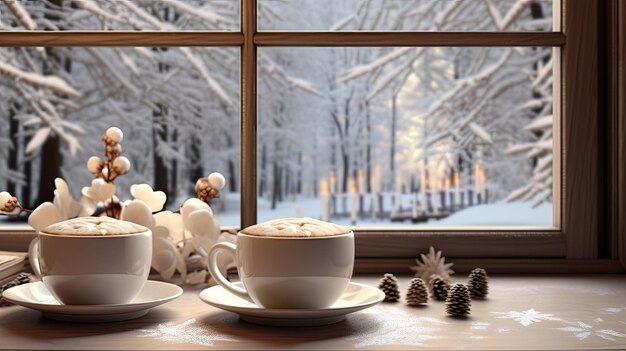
105 127 123 143
86 156 103 174
113 156 131 174
0 191 12 209
28 202 64 232
120 199 155 229
53 178 81 219
130 184 166 212
102 167 109 178
207 172 226 190
81 178 116 202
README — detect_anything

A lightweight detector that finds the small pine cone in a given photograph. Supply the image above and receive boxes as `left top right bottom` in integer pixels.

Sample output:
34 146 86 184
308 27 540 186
405 278 428 305
377 273 400 302
0 281 18 306
429 274 450 300
0 273 36 306
445 283 471 317
467 268 489 298
1 281 17 293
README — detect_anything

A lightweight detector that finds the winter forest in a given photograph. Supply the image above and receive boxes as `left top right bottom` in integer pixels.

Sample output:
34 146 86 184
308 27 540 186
0 0 555 228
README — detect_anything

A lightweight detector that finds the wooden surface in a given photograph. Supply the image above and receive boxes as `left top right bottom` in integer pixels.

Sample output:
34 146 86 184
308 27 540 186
0 275 625 350
354 258 624 274
354 232 565 258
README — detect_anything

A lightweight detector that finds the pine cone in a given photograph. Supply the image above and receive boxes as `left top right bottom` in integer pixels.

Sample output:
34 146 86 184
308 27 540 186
445 283 471 317
377 273 400 302
405 278 428 305
0 281 18 306
0 273 34 306
467 268 489 298
428 274 450 300
16 273 32 283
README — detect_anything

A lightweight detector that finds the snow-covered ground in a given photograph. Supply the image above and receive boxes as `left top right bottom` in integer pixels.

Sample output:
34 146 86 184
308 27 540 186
214 193 552 228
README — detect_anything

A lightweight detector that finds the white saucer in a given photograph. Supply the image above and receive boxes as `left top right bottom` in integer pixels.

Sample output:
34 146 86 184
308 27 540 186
200 281 384 327
2 280 182 323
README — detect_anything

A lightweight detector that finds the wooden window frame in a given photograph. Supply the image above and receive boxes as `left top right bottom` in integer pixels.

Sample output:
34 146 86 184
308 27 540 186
0 0 624 273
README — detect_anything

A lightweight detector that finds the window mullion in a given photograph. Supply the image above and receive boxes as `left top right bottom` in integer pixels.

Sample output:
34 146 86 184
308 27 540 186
240 0 258 228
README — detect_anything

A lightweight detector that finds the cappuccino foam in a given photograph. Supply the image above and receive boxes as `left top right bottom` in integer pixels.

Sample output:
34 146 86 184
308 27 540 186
241 218 350 237
43 217 147 236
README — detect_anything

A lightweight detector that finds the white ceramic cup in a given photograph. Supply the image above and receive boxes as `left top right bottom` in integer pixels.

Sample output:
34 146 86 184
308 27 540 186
29 228 152 305
208 231 354 309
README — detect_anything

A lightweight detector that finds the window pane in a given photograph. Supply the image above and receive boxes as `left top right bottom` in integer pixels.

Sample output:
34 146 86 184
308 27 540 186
0 46 240 227
258 46 556 228
259 0 555 32
0 1 239 31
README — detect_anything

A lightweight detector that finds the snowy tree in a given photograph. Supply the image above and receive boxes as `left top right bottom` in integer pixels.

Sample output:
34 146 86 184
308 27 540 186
0 0 241 208
337 0 554 204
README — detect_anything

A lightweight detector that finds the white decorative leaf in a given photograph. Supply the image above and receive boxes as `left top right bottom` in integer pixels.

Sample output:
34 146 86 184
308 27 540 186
53 178 81 219
153 249 176 281
28 202 63 232
81 178 116 202
185 270 207 285
181 198 211 232
120 200 155 229
186 209 216 238
153 210 184 243
130 184 166 212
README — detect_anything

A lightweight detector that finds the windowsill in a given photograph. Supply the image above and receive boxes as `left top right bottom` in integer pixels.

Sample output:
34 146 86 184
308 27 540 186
0 274 624 350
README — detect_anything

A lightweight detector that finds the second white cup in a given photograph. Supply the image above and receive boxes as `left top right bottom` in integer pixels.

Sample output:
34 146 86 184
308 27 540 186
208 231 354 309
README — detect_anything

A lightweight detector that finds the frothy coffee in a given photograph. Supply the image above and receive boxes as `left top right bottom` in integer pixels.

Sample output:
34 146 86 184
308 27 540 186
241 217 350 237
43 217 147 236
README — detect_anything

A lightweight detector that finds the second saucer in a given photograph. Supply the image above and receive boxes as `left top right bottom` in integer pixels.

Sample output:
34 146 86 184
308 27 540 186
199 281 384 327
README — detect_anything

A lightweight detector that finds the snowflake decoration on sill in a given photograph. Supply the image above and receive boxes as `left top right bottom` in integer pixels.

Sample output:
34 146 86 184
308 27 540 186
138 318 235 347
557 320 626 341
410 246 454 282
492 308 560 327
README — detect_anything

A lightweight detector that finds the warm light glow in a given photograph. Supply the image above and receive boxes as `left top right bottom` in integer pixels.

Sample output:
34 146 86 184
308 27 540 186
319 179 328 195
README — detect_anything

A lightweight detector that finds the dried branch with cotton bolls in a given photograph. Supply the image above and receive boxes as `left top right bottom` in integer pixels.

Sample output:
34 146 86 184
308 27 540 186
93 126 131 184
0 191 32 217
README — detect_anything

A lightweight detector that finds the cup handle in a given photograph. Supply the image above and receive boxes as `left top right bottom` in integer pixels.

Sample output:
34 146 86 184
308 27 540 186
208 242 253 303
28 237 42 279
